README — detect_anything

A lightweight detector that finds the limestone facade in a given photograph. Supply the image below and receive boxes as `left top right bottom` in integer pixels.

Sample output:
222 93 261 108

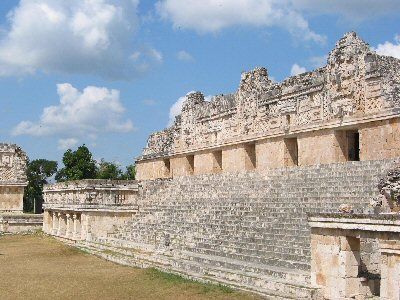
309 213 400 300
0 213 43 233
43 158 400 299
0 143 28 212
136 32 400 180
42 180 138 240
41 31 400 299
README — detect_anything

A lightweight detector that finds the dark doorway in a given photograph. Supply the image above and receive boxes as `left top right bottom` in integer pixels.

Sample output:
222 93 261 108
245 143 256 170
347 131 360 161
186 155 194 174
212 150 223 172
163 159 171 176
284 138 298 166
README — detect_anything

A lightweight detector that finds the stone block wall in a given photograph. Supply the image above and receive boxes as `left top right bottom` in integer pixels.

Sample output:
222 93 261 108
136 32 400 181
0 143 28 212
135 159 170 180
103 158 400 297
0 186 24 212
43 180 139 241
360 118 400 160
256 137 285 169
0 213 43 233
138 116 400 179
170 156 194 177
297 129 346 166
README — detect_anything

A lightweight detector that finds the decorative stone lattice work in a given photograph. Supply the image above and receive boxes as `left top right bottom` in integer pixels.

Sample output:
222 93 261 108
0 143 28 213
139 32 400 160
43 180 139 210
0 143 27 185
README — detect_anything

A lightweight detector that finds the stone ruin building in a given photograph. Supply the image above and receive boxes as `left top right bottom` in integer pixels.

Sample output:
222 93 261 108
0 143 28 213
136 31 400 180
0 143 42 233
43 32 400 299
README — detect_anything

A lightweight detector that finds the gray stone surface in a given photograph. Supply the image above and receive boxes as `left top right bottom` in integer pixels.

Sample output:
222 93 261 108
99 159 400 295
0 143 27 185
139 32 400 160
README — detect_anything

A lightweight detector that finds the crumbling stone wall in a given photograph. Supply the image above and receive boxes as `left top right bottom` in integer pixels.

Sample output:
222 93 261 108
377 165 400 211
0 143 28 212
43 180 139 240
112 159 398 276
137 32 400 180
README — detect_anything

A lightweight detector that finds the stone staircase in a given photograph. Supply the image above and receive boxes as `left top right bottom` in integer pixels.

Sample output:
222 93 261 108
99 158 399 298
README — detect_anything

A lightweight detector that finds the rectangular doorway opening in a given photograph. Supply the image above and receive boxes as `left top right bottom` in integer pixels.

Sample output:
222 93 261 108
244 143 256 170
186 155 194 174
347 131 360 161
163 159 171 177
284 138 298 167
212 150 222 173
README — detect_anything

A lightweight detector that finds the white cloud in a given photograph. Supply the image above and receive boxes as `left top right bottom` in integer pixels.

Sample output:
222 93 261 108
58 138 78 150
0 0 162 79
147 48 163 62
168 92 214 126
309 55 327 68
156 0 325 44
142 99 157 106
12 83 134 141
292 1 400 22
375 35 400 59
290 63 306 76
168 92 193 126
177 50 194 62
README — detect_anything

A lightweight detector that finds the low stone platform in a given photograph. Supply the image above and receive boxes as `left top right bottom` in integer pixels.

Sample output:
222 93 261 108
0 213 43 234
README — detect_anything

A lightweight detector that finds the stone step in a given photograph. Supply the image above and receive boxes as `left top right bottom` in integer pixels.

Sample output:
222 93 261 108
75 239 318 299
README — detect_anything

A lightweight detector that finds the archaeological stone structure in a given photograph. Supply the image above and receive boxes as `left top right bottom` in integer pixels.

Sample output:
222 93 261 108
136 32 400 180
309 213 400 300
42 180 138 240
0 143 28 213
0 143 43 233
43 32 400 299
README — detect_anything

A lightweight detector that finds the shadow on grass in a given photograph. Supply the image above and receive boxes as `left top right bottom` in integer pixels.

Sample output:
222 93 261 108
146 268 234 295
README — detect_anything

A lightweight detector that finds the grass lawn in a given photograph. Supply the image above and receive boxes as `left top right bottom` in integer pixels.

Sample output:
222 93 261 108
0 234 261 300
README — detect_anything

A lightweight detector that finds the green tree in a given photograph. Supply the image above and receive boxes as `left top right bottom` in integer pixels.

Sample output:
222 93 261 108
24 159 58 213
122 164 136 180
55 145 97 182
96 159 123 179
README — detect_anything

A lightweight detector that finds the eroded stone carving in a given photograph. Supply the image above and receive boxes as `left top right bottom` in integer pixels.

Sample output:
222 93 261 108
377 165 400 211
0 143 27 184
139 32 400 159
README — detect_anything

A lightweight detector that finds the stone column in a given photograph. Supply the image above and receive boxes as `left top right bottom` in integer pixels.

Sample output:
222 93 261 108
57 212 67 236
72 213 81 240
311 229 361 299
380 240 400 300
65 213 72 238
56 212 63 236
42 211 49 233
51 211 58 235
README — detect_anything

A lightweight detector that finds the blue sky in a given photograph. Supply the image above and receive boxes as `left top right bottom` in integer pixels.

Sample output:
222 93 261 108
0 0 399 167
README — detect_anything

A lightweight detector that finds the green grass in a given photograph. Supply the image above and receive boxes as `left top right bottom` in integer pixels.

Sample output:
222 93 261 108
0 234 261 300
146 268 235 295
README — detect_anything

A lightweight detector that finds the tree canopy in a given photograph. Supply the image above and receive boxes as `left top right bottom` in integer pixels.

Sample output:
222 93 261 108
122 164 136 180
55 145 97 181
97 159 123 179
24 159 58 213
55 144 135 181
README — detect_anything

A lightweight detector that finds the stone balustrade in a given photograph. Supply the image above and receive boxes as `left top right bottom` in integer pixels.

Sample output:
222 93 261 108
308 213 400 300
43 179 139 209
43 180 139 241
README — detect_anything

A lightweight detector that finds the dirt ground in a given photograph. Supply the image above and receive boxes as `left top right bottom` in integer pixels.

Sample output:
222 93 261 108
0 234 261 300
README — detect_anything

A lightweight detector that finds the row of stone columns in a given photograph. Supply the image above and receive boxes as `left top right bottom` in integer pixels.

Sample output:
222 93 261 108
50 211 82 240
